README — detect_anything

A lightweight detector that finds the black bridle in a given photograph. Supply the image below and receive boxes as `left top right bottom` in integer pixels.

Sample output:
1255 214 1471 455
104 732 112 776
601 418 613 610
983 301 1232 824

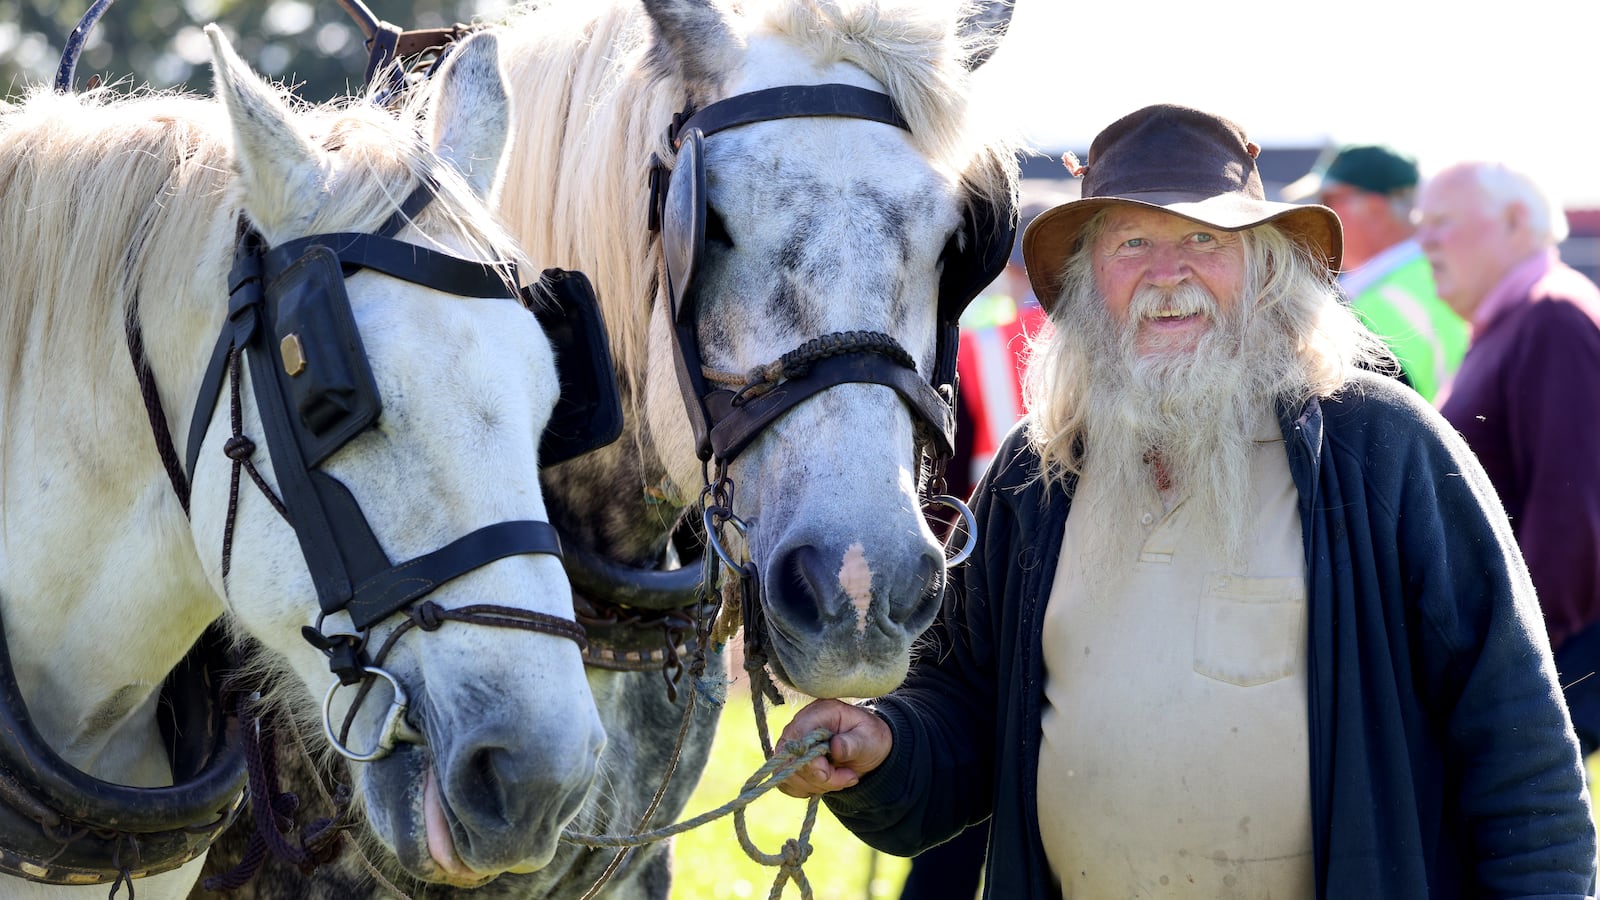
645 83 1010 582
187 182 590 753
0 179 619 888
647 84 971 469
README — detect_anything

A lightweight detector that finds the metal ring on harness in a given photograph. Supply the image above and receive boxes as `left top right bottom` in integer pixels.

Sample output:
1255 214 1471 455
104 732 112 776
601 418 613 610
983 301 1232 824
926 494 978 567
702 505 749 572
322 666 420 763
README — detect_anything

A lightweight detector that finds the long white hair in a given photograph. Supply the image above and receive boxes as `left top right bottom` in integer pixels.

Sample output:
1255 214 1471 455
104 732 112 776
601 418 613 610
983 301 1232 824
1023 213 1390 491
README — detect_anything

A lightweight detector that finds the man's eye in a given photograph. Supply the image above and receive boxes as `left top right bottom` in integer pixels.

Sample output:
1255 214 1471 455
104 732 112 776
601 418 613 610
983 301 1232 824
1123 237 1145 248
1192 232 1215 243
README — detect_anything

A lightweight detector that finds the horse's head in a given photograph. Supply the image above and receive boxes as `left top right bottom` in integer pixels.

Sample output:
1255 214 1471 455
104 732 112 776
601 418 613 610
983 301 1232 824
637 0 1018 698
192 30 603 885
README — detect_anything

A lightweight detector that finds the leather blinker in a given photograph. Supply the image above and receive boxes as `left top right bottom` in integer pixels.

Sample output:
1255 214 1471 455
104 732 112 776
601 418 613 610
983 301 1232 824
267 244 383 468
526 267 624 467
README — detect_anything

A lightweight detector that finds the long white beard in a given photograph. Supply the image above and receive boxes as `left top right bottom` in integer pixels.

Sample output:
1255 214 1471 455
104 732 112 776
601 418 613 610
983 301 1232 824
1062 282 1300 578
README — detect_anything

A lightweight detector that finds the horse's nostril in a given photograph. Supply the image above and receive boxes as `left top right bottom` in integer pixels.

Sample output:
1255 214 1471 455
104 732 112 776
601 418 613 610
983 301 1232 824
887 550 942 627
453 744 518 828
765 545 826 633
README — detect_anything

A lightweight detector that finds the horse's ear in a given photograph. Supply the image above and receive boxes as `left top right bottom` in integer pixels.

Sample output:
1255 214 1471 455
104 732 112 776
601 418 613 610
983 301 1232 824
426 31 509 201
959 0 1015 71
206 24 325 235
640 0 740 91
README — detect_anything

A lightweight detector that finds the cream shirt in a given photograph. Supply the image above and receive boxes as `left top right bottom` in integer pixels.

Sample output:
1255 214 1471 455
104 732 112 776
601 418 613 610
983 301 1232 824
1037 412 1313 899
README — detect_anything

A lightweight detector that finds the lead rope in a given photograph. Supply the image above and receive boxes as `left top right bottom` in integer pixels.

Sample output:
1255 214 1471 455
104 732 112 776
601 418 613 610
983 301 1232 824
572 469 820 899
125 292 190 515
221 346 289 580
274 710 413 900
738 664 821 900
571 688 701 900
562 728 831 900
571 540 728 900
106 837 135 899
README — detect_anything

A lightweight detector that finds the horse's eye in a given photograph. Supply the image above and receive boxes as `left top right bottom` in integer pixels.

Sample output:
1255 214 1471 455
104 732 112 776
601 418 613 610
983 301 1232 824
704 206 732 248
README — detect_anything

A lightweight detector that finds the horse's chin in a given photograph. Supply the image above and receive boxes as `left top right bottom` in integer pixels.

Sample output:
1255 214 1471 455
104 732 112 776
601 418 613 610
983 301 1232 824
761 622 910 700
359 745 495 887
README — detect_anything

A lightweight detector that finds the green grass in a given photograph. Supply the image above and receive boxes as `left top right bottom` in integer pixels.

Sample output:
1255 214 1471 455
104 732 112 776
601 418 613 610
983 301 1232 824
668 679 910 900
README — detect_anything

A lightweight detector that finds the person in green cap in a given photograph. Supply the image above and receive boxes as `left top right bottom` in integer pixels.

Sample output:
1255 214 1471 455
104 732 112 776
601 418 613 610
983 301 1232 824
1282 144 1468 403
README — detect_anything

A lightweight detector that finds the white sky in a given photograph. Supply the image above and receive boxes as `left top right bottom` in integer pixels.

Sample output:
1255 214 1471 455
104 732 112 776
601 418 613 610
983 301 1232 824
975 0 1600 205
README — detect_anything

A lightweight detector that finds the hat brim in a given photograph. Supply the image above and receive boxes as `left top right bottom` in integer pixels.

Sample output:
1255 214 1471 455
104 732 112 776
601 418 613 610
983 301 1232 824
1021 193 1344 314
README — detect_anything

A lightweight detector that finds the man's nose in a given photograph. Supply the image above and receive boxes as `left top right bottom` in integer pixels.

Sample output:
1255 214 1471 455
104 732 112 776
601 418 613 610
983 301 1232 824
1142 244 1191 288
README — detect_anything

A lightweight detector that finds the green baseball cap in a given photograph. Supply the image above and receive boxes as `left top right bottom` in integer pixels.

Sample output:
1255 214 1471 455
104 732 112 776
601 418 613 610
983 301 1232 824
1281 144 1419 200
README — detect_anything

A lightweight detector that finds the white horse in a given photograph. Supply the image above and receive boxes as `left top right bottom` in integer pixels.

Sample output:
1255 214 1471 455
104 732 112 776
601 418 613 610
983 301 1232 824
0 26 604 899
499 0 1017 700
199 1 1020 897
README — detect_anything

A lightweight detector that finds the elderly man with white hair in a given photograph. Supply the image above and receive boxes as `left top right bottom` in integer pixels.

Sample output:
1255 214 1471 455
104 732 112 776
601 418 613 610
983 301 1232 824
775 104 1596 899
1418 161 1600 757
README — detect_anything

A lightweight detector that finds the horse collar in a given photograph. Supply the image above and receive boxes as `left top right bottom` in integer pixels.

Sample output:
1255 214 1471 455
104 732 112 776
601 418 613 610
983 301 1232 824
0 619 245 886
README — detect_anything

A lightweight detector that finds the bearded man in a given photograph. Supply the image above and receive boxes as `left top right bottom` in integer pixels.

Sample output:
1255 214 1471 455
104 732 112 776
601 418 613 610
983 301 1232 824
775 104 1596 899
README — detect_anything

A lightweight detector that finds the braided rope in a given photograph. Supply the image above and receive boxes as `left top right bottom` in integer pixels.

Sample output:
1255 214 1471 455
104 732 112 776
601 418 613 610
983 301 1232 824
701 330 917 397
562 729 830 899
572 688 702 900
125 292 191 515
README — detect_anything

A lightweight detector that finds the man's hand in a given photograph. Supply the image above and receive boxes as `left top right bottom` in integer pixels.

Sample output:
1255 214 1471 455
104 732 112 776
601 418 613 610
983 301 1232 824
776 698 892 798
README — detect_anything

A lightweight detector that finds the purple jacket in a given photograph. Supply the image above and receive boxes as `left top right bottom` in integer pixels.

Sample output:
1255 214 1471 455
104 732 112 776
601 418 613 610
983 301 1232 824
1440 253 1600 651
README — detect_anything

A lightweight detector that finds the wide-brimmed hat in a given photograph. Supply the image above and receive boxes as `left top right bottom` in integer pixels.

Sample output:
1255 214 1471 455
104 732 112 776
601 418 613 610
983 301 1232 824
1021 104 1343 313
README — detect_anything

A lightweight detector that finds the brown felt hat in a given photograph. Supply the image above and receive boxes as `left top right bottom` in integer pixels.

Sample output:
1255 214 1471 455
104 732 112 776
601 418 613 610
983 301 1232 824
1022 104 1343 313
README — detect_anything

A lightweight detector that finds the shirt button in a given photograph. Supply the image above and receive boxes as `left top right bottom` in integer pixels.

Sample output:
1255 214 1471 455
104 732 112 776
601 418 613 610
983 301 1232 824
1140 512 1154 525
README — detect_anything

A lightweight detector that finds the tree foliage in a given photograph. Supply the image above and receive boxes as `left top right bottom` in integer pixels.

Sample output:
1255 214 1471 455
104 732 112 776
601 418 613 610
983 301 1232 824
1 0 511 101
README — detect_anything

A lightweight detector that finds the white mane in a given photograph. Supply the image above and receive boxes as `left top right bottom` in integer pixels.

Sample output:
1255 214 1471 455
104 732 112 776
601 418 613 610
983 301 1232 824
495 0 1019 407
0 84 524 515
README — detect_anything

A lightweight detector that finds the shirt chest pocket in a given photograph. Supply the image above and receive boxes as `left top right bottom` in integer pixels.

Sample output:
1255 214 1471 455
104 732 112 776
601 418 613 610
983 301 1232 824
1193 574 1306 687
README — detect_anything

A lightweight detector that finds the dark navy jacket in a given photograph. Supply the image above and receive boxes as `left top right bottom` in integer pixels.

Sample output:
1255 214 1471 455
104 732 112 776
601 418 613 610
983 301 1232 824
827 371 1596 899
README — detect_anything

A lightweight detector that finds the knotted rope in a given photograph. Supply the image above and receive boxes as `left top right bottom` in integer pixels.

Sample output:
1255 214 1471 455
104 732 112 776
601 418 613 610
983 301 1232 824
701 330 917 400
199 694 347 893
563 728 831 900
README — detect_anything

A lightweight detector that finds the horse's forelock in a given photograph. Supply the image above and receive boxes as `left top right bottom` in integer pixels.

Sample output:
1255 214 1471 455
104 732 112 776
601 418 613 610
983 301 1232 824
292 98 526 276
758 0 1019 187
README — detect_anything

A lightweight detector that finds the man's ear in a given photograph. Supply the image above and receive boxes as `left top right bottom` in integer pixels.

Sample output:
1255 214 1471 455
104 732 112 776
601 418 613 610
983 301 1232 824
1503 200 1540 254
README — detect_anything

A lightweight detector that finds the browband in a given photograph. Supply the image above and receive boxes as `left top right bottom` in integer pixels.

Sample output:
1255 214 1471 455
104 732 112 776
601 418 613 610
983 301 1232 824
674 84 910 145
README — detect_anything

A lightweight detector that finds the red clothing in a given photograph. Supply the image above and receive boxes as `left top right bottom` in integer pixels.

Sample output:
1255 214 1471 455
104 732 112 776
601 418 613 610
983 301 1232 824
953 303 1047 491
1439 252 1600 650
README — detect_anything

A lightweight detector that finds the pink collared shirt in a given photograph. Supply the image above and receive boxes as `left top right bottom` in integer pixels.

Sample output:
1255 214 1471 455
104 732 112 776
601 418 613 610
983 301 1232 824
1472 248 1560 334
